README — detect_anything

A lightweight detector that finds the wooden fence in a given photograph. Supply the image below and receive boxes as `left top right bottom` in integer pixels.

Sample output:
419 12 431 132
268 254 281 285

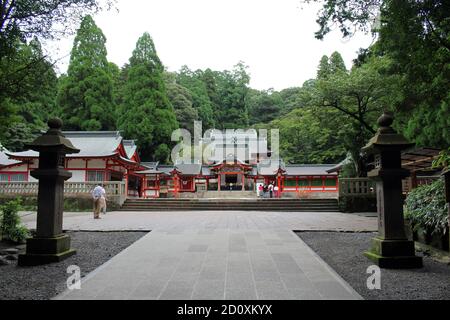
340 176 440 197
339 178 376 197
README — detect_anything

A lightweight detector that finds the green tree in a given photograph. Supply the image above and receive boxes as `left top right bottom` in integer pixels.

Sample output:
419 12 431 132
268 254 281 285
118 32 178 161
0 38 58 150
378 0 450 148
108 62 122 106
264 107 346 164
317 52 347 79
314 55 402 175
0 1 112 140
247 89 283 124
165 72 198 133
201 68 221 113
329 51 347 74
309 0 450 149
307 0 381 40
57 15 115 131
214 62 250 129
176 66 215 129
317 55 331 79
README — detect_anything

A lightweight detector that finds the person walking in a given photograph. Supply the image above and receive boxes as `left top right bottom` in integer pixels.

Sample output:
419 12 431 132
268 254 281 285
274 184 279 198
268 183 274 198
99 189 107 215
91 184 106 219
258 184 263 197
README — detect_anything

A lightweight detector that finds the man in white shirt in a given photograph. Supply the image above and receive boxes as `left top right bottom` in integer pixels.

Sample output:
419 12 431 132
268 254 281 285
268 183 274 198
92 184 106 219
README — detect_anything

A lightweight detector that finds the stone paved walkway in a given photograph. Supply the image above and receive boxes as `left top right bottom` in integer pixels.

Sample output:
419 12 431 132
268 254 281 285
45 210 375 300
56 229 362 300
21 210 377 232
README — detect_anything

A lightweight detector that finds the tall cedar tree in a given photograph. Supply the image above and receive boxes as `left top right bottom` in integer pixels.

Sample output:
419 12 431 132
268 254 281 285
0 1 110 145
57 15 115 131
118 32 178 162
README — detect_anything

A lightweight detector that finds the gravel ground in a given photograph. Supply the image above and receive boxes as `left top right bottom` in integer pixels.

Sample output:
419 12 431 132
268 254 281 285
0 231 147 300
297 231 450 300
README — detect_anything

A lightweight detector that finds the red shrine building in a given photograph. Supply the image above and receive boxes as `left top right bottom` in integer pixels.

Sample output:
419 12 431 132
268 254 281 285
138 160 338 198
136 130 339 198
1 132 145 196
1 130 339 199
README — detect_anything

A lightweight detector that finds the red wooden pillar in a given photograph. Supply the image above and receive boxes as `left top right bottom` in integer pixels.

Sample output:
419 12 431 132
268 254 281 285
140 175 145 198
277 173 281 198
157 174 161 198
218 174 221 191
124 171 129 196
241 174 245 191
173 172 179 198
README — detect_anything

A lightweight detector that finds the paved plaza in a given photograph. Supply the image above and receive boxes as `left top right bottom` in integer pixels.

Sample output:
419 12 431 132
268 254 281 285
22 210 376 300
21 210 377 232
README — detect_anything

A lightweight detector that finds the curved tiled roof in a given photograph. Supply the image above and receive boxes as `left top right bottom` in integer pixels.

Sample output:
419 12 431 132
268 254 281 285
0 145 21 167
284 164 338 176
7 131 130 160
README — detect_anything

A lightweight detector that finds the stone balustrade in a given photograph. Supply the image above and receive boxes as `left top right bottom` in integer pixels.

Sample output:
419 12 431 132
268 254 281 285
0 181 127 204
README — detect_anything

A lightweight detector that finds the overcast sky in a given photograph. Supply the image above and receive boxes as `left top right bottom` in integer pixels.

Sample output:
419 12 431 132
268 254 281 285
49 0 375 91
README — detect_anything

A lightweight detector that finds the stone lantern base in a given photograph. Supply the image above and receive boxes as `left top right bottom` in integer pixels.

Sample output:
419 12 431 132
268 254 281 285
364 237 423 269
18 234 76 266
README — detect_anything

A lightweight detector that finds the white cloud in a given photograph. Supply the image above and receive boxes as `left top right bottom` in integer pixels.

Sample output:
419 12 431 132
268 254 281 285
47 0 374 90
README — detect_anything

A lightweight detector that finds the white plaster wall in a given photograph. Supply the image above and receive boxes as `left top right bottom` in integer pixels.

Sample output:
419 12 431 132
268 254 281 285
67 159 85 169
87 159 105 169
68 170 86 182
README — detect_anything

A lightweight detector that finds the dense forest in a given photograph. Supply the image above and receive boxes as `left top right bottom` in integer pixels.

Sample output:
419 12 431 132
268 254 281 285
0 0 449 175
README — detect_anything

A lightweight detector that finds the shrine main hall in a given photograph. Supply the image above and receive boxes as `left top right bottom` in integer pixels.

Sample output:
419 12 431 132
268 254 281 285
1 130 339 199
138 130 338 199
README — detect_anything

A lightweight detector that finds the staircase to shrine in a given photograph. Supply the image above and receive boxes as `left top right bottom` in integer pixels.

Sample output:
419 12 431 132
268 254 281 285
120 198 340 212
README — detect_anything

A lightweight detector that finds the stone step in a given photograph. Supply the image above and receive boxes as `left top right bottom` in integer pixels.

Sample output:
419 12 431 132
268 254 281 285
125 199 338 203
122 203 338 207
121 207 339 211
122 209 340 211
120 198 339 212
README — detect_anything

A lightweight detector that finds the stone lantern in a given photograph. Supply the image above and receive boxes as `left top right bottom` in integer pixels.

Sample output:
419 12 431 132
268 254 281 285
18 118 80 266
362 112 423 268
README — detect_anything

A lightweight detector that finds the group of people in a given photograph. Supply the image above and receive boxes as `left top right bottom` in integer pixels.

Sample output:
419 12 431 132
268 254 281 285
91 184 107 219
258 183 279 198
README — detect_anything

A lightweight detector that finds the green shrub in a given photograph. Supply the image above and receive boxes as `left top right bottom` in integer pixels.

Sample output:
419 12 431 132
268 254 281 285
0 198 30 243
404 178 449 236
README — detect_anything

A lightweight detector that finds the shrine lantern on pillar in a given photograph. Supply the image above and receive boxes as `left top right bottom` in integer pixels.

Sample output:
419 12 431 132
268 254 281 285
18 118 80 266
361 112 422 269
